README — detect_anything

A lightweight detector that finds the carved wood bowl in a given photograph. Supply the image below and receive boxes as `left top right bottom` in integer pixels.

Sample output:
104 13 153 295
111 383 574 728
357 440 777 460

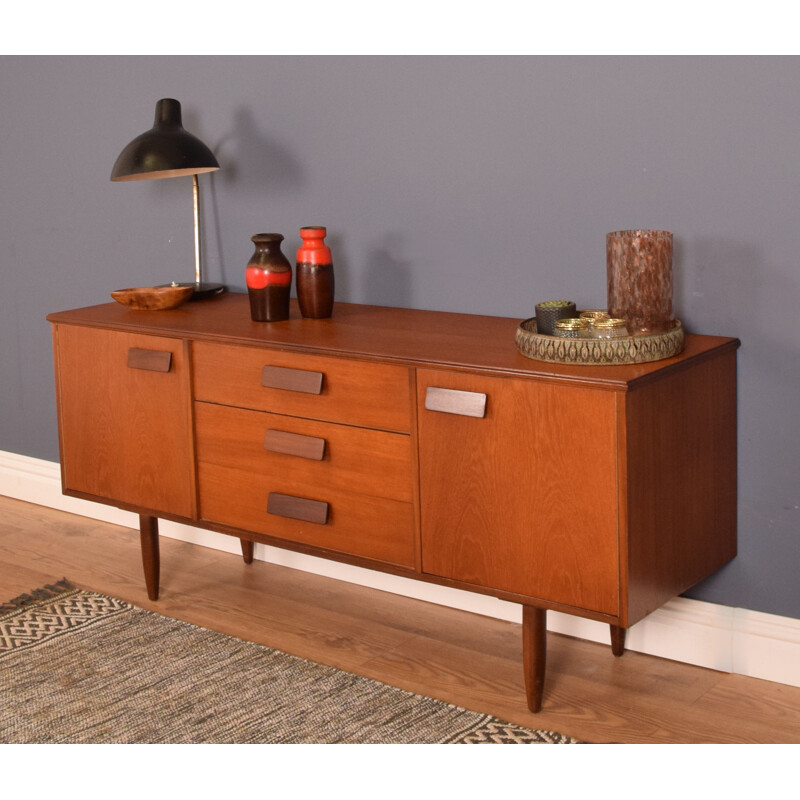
111 285 194 310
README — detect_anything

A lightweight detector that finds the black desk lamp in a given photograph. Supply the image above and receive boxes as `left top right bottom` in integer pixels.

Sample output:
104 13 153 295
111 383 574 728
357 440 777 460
110 98 224 299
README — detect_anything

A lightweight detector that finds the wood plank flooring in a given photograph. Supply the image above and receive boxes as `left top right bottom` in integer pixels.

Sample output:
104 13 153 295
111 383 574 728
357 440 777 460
2 494 798 744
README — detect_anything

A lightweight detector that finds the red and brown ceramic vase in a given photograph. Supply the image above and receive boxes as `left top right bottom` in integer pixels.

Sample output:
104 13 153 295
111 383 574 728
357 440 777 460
246 233 292 322
296 226 334 319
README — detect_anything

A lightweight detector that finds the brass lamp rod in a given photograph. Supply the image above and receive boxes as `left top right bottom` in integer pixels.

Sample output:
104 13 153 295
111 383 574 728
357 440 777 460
192 174 202 286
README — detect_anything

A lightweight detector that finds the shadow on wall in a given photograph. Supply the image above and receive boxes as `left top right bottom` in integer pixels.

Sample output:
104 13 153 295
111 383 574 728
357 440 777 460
677 234 800 505
213 108 305 195
322 232 350 305
362 233 414 309
677 236 800 615
202 108 306 290
675 237 764 337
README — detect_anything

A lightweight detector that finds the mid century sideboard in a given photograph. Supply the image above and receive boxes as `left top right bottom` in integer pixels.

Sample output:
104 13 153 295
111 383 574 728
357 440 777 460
47 294 739 712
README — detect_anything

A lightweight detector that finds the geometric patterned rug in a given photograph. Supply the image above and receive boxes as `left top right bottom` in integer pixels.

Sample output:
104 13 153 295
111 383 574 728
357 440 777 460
0 580 582 744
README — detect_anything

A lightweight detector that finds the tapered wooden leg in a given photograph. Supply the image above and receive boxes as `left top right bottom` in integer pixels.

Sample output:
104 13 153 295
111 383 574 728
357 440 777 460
240 538 254 564
610 624 626 657
522 606 547 713
139 515 160 601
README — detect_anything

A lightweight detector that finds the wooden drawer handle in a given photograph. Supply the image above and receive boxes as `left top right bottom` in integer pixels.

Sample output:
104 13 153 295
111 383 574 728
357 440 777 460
264 429 326 461
424 386 487 418
127 348 172 373
261 365 324 395
268 492 329 525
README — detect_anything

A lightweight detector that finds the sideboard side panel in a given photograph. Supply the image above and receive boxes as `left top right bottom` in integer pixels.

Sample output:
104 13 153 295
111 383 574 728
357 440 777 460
624 349 738 625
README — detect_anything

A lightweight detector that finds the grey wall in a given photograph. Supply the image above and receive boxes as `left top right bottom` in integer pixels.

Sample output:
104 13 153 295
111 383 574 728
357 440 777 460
1 56 798 619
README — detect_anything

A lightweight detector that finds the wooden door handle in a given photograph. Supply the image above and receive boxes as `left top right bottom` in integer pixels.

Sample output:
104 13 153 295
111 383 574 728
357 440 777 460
263 429 326 461
261 365 324 394
127 348 172 373
267 492 329 525
424 386 487 418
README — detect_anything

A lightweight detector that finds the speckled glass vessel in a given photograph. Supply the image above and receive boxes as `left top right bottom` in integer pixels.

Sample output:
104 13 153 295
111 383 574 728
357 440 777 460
607 230 673 334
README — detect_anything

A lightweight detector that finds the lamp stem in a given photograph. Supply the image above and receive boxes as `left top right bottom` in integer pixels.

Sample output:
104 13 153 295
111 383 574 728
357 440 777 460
183 172 223 298
192 173 202 285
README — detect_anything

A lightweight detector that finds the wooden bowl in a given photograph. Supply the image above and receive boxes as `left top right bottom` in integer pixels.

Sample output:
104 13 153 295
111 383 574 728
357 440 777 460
110 285 194 311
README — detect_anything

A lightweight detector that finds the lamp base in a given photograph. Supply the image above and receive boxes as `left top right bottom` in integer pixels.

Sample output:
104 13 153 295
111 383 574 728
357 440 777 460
159 282 225 300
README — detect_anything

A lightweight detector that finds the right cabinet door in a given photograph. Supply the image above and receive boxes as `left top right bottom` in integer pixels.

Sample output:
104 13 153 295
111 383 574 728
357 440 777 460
417 369 620 616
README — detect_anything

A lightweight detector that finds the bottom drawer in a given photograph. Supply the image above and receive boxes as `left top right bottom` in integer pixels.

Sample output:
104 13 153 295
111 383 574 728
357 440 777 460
198 462 416 568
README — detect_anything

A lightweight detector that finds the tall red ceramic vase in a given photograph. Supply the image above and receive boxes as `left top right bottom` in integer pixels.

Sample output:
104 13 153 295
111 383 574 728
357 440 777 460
296 226 334 319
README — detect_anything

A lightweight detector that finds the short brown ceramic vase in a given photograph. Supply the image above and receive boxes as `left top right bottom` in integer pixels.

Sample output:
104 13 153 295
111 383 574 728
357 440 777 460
246 233 292 322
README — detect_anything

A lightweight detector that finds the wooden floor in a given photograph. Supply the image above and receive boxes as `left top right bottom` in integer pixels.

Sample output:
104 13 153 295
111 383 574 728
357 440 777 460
2 494 799 744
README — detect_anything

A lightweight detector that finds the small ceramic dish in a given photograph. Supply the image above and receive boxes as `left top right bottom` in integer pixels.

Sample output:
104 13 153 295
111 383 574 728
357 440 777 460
111 285 194 310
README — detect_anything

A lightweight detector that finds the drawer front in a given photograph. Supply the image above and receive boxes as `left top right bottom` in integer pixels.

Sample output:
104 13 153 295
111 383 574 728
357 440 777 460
193 341 411 433
194 402 413 504
197 461 415 568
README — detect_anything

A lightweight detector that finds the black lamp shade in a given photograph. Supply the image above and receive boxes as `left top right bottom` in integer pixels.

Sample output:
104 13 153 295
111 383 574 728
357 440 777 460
110 98 220 182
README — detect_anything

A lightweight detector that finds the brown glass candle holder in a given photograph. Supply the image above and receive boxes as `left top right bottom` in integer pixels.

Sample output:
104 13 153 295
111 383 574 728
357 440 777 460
535 300 576 336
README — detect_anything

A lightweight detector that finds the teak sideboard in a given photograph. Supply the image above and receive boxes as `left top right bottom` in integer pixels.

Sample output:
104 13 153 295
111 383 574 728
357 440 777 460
47 295 739 712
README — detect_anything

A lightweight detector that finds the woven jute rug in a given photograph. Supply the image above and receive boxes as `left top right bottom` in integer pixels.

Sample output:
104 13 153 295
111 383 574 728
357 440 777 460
0 580 580 744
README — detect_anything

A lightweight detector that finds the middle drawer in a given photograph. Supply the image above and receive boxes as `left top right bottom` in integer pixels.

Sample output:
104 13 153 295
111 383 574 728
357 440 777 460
194 402 413 503
194 402 417 568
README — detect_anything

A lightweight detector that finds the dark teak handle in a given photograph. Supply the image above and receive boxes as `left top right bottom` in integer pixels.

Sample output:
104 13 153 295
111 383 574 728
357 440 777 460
263 429 326 461
424 386 487 418
261 365 324 395
127 348 172 373
268 492 329 525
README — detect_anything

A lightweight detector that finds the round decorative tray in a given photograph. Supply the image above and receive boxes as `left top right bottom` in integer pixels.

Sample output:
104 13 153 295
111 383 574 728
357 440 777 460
516 317 685 365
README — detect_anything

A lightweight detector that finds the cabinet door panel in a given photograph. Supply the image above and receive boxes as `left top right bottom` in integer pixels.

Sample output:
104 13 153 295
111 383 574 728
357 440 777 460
53 325 195 518
418 369 620 615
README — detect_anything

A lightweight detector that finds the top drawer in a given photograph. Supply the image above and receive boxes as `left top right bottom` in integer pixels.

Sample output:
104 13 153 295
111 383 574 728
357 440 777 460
192 341 411 433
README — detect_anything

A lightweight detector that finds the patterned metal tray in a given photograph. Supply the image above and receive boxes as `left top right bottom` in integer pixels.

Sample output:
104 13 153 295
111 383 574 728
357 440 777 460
516 317 685 365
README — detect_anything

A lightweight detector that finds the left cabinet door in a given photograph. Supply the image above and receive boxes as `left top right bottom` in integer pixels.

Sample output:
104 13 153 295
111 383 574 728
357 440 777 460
52 324 196 519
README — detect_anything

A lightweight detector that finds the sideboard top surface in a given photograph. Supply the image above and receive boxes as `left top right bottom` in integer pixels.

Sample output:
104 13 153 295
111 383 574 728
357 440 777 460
47 294 739 390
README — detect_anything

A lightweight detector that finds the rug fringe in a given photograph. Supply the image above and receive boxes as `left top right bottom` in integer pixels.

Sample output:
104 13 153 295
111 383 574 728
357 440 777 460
0 578 76 613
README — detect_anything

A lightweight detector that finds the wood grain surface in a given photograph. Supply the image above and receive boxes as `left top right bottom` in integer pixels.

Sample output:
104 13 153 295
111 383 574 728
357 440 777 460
47 297 741 715
52 325 196 520
417 368 619 615
47 294 739 390
192 339 412 433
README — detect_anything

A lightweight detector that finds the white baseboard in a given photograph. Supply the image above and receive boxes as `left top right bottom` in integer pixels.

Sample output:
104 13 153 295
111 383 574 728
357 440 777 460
2 449 799 689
